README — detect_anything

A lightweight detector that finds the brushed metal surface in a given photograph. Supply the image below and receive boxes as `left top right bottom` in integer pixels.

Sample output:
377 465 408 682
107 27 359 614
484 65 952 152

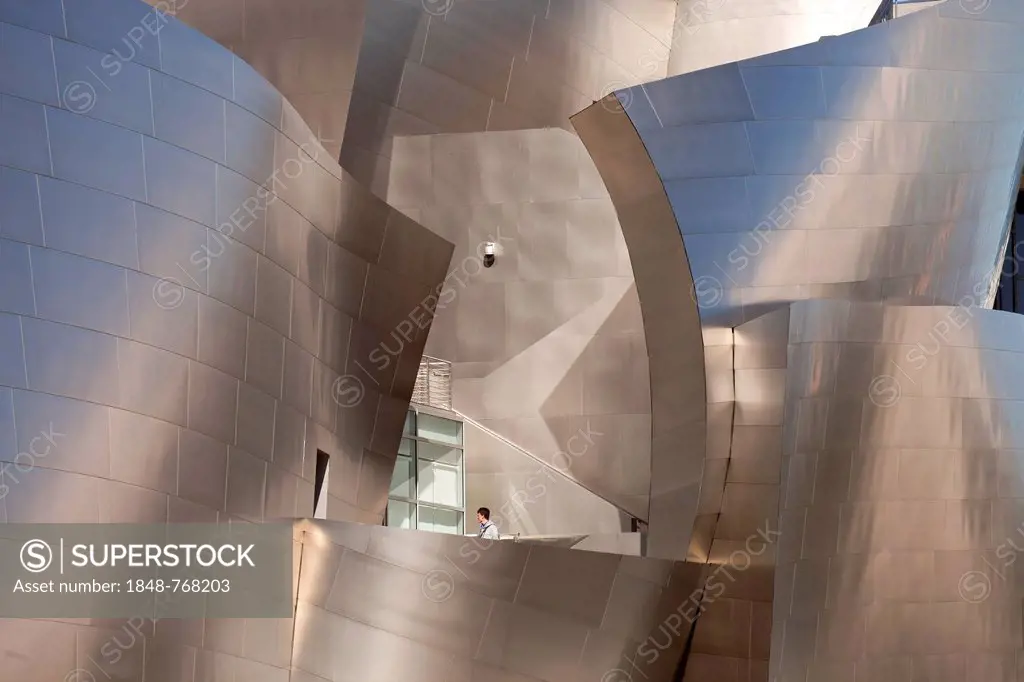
574 0 1024 555
573 0 1024 678
392 128 653 530
9 0 1024 680
777 300 1024 682
343 0 678 197
0 0 453 528
667 0 881 75
358 0 681 536
0 3 702 681
144 0 367 159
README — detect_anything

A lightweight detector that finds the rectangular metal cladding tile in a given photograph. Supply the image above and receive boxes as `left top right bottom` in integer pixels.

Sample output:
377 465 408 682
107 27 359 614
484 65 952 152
48 106 146 200
53 37 154 135
31 246 130 336
117 336 189 425
0 21 59 106
152 69 227 163
39 175 138 268
22 316 120 406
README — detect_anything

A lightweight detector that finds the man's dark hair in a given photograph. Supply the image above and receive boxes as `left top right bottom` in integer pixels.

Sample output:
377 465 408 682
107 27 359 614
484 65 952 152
477 507 491 520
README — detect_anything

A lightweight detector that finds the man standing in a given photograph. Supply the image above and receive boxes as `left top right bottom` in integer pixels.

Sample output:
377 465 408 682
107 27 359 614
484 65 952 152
477 507 499 539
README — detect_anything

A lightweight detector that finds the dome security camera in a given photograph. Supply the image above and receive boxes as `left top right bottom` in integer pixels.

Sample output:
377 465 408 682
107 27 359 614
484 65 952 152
483 242 496 268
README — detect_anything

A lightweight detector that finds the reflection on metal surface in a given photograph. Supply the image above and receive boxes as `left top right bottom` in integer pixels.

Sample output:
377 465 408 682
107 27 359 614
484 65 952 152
994 200 1024 313
574 0 1024 678
8 0 1024 679
0 0 452 528
575 0 1024 555
143 0 367 159
667 0 880 75
291 518 700 682
343 1 677 540
393 127 653 532
778 300 1024 681
342 0 679 196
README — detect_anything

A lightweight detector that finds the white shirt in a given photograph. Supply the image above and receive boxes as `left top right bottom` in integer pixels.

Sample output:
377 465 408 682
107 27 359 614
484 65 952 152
478 521 499 540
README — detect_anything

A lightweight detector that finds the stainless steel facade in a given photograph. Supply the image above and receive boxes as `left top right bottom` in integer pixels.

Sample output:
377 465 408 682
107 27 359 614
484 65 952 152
342 0 678 196
3 516 703 681
349 0 681 538
666 0 881 75
0 2 705 682
570 0 1024 678
142 0 366 159
0 0 453 527
777 300 1024 682
293 518 699 682
392 127 653 533
163 0 680 539
575 0 1024 557
7 0 1024 680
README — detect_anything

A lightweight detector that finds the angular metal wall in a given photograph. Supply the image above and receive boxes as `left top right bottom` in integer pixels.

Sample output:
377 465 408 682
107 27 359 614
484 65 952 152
341 0 678 196
0 0 453 527
570 103 708 560
343 0 683 536
391 127 653 531
462 418 634 538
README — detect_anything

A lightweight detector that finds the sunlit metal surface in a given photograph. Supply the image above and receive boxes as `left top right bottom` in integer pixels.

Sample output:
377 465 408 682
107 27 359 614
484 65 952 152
143 0 366 159
0 0 453 529
574 0 1024 678
0 517 704 681
8 0 1024 679
777 300 1024 681
574 0 1024 554
350 0 678 534
393 127 653 531
293 518 701 682
668 0 880 75
342 0 678 196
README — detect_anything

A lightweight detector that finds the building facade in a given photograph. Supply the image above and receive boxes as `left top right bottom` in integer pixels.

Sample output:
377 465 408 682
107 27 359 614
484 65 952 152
4 0 1024 681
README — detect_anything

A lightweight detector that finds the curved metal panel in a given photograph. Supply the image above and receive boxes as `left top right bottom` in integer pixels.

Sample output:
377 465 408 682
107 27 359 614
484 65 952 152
778 300 1024 681
571 101 708 560
341 0 680 195
293 518 702 682
0 3 711 682
141 0 366 159
0 0 453 528
574 0 1024 557
667 0 879 75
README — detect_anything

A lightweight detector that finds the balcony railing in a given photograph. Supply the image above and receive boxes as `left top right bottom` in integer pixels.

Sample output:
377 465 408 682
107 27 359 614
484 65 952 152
411 356 452 411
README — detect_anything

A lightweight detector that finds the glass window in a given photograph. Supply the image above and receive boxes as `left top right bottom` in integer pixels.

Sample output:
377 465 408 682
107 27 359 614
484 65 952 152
389 455 414 499
416 413 462 445
417 459 462 508
389 409 466 535
386 500 415 529
418 505 463 535
417 440 461 465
